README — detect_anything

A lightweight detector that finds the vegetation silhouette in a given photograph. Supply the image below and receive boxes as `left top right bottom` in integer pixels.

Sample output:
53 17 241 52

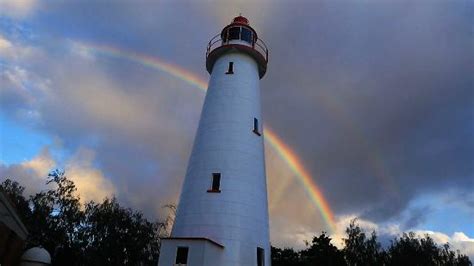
1 170 167 265
1 171 472 265
272 219 471 266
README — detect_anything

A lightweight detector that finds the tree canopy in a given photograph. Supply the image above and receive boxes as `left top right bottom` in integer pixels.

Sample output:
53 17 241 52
1 170 165 265
272 219 472 266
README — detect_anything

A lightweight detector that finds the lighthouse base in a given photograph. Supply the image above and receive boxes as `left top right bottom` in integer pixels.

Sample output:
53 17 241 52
158 237 224 266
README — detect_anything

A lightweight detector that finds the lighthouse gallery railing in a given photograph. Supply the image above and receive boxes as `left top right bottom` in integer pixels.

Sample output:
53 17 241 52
206 33 269 63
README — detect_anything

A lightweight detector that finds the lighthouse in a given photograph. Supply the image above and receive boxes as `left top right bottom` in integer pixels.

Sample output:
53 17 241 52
158 16 270 266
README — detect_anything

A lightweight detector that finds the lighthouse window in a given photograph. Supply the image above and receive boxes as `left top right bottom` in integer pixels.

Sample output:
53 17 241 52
257 247 265 266
175 247 189 264
226 62 234 74
228 27 240 40
253 118 261 136
208 173 221 192
241 28 253 43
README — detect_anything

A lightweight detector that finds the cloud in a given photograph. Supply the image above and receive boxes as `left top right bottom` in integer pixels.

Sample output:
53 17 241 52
1 65 35 106
0 34 50 124
0 64 51 124
0 34 38 60
0 146 116 203
0 0 38 19
329 215 380 249
21 147 55 177
64 148 116 203
413 231 474 260
258 0 474 221
0 34 12 50
67 40 96 60
401 206 432 229
441 190 474 215
0 148 54 195
452 232 474 257
1 22 203 218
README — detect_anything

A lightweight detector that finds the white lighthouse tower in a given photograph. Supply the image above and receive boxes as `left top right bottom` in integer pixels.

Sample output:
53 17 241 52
159 16 270 266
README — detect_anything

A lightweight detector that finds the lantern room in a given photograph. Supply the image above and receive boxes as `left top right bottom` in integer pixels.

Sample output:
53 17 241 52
220 16 257 45
206 16 268 79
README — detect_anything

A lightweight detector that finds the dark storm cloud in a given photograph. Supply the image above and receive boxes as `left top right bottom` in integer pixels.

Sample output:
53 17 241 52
258 0 474 220
402 206 432 229
1 0 473 226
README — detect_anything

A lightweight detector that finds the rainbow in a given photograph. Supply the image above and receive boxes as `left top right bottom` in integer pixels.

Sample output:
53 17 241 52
264 129 335 231
76 42 208 92
75 41 337 232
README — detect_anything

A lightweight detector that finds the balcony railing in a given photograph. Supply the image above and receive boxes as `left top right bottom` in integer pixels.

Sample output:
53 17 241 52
206 33 269 63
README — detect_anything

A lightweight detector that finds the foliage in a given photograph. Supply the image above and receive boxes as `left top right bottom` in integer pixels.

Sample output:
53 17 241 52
272 219 472 266
81 197 161 265
1 170 165 266
388 232 472 266
343 219 386 265
0 178 31 221
301 232 346 266
271 246 301 266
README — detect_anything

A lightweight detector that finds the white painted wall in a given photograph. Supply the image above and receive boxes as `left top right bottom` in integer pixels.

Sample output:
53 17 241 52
159 239 223 266
166 51 271 266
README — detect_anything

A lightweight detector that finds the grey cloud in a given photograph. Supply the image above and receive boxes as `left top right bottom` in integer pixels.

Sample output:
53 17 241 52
0 148 54 195
258 0 474 220
401 206 432 230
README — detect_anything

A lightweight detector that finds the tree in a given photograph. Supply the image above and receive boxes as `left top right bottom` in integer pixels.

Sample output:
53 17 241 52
271 246 301 266
271 219 471 266
1 170 165 265
23 170 85 263
300 232 346 266
388 232 472 266
1 179 31 221
1 174 83 259
82 197 162 265
343 219 386 266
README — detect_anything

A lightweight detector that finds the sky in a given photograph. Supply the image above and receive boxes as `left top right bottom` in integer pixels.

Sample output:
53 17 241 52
1 0 473 258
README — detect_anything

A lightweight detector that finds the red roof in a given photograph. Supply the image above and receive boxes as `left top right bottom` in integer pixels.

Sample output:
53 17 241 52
232 15 249 25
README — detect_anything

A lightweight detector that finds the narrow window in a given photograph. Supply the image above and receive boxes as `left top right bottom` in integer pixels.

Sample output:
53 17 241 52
257 247 265 266
253 118 261 136
175 247 188 265
226 62 234 74
208 173 221 193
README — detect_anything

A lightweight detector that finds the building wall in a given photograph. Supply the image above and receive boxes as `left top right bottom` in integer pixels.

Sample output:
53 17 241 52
0 223 26 266
170 51 271 265
159 239 223 266
0 191 28 266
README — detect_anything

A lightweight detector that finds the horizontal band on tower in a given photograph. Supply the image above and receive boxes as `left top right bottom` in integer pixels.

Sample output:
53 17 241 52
206 44 268 79
161 237 225 248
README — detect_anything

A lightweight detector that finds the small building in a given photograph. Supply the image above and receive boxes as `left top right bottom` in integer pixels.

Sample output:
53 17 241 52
0 190 29 266
20 247 51 266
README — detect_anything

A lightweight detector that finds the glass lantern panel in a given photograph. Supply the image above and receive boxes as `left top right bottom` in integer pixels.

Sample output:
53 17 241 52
228 27 240 40
241 28 253 44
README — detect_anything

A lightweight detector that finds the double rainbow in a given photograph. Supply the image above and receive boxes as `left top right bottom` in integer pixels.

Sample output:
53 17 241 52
75 41 336 232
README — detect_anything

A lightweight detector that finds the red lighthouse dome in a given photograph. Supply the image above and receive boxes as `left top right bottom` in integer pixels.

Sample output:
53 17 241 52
232 15 249 25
